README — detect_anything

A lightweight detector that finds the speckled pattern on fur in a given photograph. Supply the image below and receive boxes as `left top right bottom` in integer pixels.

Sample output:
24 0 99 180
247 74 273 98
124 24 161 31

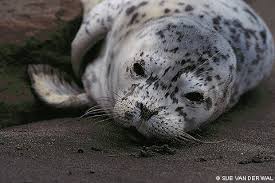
29 0 274 141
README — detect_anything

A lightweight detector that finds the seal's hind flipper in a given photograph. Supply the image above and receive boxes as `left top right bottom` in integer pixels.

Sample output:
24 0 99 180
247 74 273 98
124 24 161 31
28 64 90 108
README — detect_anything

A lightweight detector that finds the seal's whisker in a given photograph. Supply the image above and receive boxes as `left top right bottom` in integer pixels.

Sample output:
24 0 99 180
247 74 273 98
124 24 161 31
84 114 113 119
81 108 122 118
93 118 113 127
81 106 114 118
85 108 110 113
87 106 115 112
93 117 116 126
178 133 205 143
84 103 114 114
175 135 192 143
85 113 118 118
81 107 103 118
83 108 113 115
84 109 124 119
110 91 123 99
177 132 226 144
85 105 102 112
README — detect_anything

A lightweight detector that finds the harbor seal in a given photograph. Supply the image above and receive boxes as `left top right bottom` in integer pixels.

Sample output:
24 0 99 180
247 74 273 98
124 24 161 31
28 0 274 142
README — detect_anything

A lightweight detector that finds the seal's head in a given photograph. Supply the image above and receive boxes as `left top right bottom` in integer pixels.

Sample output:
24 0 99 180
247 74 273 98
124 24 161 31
112 17 237 141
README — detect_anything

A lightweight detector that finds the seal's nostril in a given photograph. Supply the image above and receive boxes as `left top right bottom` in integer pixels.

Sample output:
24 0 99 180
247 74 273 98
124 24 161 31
136 102 144 111
139 103 144 111
136 102 158 120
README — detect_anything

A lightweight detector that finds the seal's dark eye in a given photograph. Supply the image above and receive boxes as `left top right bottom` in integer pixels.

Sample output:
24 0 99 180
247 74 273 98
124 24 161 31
184 92 204 103
133 63 145 77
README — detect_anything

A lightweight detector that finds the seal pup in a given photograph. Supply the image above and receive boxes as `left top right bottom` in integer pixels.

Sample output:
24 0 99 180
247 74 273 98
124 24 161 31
28 0 274 141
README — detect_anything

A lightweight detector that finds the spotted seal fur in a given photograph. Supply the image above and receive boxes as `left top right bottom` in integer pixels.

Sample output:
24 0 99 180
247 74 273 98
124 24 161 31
28 0 274 141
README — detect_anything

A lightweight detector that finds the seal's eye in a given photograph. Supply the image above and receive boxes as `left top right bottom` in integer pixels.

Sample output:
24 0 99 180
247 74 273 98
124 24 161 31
184 92 204 103
133 63 145 77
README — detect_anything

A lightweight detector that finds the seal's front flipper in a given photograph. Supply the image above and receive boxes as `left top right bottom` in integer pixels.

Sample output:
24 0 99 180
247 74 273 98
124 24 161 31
28 64 90 108
81 0 103 17
72 0 124 77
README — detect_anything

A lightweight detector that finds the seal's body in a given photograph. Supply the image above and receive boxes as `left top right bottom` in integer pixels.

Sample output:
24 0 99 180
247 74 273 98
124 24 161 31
28 0 274 141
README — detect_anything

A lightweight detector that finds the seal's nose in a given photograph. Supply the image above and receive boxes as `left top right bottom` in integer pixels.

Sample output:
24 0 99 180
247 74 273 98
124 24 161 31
136 102 158 121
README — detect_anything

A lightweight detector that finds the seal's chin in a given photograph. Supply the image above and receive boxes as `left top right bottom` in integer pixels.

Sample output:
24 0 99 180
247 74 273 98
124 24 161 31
133 119 151 138
129 113 209 141
133 119 146 132
113 98 214 140
129 117 176 140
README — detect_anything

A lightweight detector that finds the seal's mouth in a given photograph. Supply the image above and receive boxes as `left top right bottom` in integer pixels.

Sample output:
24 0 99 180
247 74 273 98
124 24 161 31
135 120 145 130
129 119 148 138
135 120 153 138
127 126 146 138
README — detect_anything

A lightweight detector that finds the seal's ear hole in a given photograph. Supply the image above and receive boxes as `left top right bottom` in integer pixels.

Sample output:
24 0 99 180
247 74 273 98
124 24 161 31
184 92 204 103
133 63 145 77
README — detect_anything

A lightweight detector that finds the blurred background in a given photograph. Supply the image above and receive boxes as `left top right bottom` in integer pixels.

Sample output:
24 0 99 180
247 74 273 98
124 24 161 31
0 0 81 44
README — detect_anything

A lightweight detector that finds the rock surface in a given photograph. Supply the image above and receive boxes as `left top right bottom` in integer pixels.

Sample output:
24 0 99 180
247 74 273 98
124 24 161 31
0 0 82 44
